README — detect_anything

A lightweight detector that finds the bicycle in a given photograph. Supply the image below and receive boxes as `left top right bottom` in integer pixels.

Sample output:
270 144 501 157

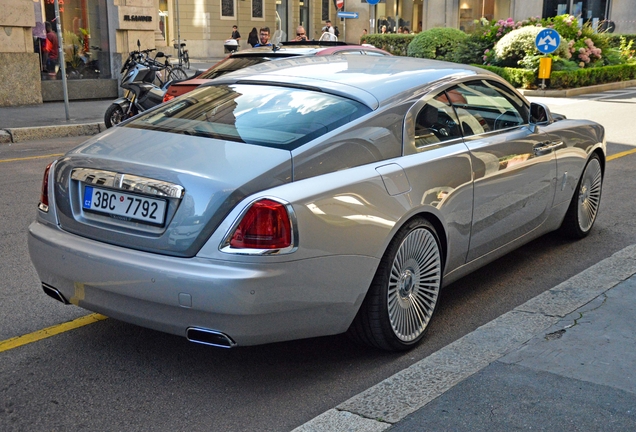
145 51 188 84
173 40 190 69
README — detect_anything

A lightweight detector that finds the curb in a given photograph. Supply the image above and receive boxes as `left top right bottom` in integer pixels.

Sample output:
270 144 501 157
519 79 636 97
293 244 636 431
0 122 106 144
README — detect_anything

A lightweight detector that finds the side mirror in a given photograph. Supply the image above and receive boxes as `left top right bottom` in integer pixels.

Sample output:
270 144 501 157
530 102 553 125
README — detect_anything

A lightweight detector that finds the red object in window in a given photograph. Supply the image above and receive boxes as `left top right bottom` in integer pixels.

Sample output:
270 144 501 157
336 0 344 10
229 199 292 249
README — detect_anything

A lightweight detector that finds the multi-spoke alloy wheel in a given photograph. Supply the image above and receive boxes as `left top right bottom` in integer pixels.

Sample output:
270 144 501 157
347 218 442 351
561 154 603 239
387 227 441 343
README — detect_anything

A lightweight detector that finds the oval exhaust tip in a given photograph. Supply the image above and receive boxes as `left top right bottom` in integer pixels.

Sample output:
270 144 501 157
42 283 70 304
186 327 237 349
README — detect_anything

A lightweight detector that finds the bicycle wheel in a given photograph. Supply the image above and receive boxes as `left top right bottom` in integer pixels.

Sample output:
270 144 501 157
168 66 187 81
183 51 190 69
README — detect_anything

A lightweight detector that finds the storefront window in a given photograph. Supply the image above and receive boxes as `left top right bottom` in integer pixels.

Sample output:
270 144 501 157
544 0 609 28
35 0 111 80
459 0 511 33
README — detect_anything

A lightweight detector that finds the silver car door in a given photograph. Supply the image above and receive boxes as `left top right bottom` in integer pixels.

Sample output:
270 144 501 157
448 80 557 262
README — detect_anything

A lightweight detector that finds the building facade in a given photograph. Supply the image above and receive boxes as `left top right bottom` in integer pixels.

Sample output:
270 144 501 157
1 0 635 106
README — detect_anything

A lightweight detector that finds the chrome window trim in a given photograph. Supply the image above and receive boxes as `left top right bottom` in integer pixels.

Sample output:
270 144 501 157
71 168 185 199
220 196 299 256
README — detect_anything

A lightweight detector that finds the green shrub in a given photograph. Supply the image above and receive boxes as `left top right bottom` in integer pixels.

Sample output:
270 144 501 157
449 33 492 64
494 26 569 67
407 27 468 61
361 34 414 56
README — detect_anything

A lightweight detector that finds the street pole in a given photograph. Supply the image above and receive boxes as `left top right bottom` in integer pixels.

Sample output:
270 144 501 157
175 0 181 61
53 0 70 120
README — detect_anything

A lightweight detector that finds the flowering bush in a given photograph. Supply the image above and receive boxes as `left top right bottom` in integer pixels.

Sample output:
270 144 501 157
570 38 602 67
493 26 569 67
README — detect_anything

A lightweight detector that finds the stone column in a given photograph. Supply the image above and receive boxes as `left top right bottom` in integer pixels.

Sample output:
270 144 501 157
0 0 42 106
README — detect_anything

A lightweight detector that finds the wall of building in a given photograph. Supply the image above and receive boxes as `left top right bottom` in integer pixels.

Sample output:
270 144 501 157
0 0 42 106
610 0 636 34
511 0 542 21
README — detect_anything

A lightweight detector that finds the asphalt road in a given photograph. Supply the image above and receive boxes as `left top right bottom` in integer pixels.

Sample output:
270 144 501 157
1 90 636 431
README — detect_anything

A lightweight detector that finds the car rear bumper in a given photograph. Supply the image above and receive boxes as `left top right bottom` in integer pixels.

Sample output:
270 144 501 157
28 221 378 346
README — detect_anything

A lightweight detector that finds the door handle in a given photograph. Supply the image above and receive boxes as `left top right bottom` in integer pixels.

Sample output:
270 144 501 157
533 140 563 156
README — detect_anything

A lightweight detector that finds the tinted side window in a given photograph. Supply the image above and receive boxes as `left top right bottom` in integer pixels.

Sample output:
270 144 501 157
413 93 462 147
446 80 529 137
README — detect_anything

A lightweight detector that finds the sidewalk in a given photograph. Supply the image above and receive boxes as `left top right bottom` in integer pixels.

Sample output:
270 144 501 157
0 58 221 144
294 244 636 431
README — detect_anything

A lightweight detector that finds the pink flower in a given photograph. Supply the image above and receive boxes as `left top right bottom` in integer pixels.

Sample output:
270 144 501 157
484 49 490 54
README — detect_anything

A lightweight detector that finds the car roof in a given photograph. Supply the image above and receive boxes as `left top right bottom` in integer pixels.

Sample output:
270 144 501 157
206 55 495 108
228 42 389 58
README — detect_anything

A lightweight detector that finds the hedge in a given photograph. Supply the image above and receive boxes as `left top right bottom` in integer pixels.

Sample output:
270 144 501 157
605 34 636 48
361 34 415 56
476 65 536 88
550 63 636 88
479 63 636 89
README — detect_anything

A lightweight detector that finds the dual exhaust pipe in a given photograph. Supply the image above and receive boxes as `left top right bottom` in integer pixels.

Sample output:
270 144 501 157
41 283 237 348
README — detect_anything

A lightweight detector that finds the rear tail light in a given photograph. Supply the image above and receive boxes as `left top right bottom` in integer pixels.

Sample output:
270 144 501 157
38 162 53 212
163 93 175 103
225 199 295 252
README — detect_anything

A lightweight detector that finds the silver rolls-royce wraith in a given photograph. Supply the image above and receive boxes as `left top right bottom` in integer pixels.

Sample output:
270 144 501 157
28 55 604 351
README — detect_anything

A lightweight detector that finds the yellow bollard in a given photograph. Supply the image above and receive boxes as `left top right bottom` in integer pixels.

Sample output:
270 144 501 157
538 57 552 79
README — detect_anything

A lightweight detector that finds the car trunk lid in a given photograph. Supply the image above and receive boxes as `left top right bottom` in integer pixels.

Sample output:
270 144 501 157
52 128 292 257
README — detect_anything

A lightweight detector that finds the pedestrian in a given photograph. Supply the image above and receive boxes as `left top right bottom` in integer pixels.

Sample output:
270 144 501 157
324 20 334 35
254 27 272 47
247 27 259 47
231 25 241 42
361 28 368 44
44 21 59 73
334 26 340 38
293 26 309 42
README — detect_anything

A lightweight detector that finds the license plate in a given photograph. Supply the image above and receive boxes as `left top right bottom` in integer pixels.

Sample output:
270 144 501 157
83 186 167 226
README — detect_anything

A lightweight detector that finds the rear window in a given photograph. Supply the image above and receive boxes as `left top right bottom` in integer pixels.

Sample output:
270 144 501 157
198 57 271 80
126 84 372 150
198 55 297 80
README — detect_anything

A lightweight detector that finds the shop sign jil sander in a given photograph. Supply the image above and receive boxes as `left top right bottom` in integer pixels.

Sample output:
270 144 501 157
118 6 155 30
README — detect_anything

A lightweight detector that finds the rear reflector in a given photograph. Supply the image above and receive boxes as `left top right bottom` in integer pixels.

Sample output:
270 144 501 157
38 162 53 212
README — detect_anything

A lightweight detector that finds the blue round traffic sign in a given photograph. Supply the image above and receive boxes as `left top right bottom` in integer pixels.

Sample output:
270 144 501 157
367 0 381 5
535 29 561 54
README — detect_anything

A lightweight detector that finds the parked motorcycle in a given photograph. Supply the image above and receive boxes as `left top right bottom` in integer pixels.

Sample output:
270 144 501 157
104 45 174 128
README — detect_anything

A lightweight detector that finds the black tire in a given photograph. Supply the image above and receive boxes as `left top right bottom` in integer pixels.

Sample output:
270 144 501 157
559 154 603 239
183 52 190 69
104 104 125 129
347 218 443 351
168 67 188 81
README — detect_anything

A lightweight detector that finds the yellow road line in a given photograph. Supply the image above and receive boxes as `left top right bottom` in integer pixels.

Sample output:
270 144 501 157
0 313 108 353
0 153 64 163
1 146 635 354
607 147 636 161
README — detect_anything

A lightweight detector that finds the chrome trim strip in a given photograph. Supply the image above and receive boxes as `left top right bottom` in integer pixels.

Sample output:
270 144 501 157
71 168 185 199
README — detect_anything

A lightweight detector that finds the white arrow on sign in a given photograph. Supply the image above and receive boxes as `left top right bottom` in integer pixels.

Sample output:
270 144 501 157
538 35 558 47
